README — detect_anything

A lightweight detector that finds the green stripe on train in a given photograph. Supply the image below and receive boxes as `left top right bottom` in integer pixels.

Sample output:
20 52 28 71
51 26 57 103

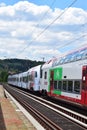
53 90 61 95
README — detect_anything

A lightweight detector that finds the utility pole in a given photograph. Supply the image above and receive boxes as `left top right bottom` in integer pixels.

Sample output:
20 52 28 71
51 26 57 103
41 57 45 62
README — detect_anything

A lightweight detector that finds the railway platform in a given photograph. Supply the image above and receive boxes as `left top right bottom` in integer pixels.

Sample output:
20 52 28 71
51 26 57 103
0 85 37 130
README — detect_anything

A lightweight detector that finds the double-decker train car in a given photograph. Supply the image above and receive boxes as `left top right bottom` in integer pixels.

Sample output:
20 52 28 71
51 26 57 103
40 58 56 95
27 65 41 91
8 47 87 107
48 65 87 106
40 47 87 107
8 65 41 91
8 73 19 87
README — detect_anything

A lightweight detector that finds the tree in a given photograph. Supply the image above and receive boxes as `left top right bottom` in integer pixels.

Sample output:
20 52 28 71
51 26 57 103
0 71 8 82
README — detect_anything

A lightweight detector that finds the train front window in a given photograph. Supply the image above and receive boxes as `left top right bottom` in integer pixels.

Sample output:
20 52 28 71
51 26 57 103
74 81 80 93
68 81 73 92
54 81 57 89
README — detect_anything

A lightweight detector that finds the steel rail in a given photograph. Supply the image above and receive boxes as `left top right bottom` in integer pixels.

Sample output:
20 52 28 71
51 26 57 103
4 84 87 130
6 87 62 130
8 85 87 128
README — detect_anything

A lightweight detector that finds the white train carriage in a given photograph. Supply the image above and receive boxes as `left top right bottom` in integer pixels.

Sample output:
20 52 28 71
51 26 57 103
8 74 19 87
40 47 87 96
7 46 87 107
19 71 28 89
40 58 56 95
8 65 41 91
40 47 87 106
27 65 41 91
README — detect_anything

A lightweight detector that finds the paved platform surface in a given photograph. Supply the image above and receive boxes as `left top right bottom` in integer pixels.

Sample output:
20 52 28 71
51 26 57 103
0 85 37 130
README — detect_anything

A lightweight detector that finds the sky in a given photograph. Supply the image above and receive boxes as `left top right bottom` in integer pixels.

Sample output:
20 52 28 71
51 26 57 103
0 0 87 61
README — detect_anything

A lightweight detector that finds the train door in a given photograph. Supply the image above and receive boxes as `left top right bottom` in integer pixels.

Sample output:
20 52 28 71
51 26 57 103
82 66 87 105
50 70 54 95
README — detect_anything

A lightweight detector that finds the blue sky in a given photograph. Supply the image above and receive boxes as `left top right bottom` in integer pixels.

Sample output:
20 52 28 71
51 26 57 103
0 0 87 61
1 0 87 10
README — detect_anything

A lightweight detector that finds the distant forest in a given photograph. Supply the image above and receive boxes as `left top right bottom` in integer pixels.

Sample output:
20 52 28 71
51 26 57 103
0 59 45 82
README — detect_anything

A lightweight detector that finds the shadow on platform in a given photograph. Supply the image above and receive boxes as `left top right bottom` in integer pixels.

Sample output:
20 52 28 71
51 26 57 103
0 104 6 130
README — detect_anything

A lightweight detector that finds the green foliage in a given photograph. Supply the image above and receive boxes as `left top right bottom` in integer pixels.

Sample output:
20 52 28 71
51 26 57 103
0 71 8 82
0 58 45 82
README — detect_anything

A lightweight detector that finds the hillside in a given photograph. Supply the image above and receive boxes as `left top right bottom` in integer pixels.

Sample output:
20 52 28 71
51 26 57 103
0 58 45 82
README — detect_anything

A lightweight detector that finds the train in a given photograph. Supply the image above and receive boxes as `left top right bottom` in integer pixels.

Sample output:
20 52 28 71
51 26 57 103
8 47 87 107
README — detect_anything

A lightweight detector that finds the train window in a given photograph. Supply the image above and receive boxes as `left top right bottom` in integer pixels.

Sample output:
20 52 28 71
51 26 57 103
28 75 33 81
76 55 82 61
14 78 16 81
56 60 61 65
69 56 75 62
58 81 62 90
44 72 47 79
25 77 27 82
59 58 65 65
26 76 28 82
84 53 87 59
23 77 24 82
54 81 57 89
35 72 37 77
40 69 42 78
28 75 30 81
17 78 19 82
19 78 20 82
63 81 67 91
64 58 69 63
20 77 22 81
68 81 73 92
74 81 80 93
52 61 56 67
23 77 27 82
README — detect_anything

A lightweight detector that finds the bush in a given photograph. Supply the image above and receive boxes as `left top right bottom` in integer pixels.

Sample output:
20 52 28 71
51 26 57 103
0 71 8 82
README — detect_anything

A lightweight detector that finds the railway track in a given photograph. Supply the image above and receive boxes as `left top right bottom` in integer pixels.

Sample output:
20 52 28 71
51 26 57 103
4 84 87 130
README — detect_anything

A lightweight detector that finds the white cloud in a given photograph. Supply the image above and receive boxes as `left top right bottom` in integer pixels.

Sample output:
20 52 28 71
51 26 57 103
0 1 87 61
14 1 50 15
57 7 87 25
0 3 6 7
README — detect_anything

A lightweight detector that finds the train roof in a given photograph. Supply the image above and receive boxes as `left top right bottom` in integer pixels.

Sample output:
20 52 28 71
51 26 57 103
28 64 41 72
52 46 87 67
42 58 56 69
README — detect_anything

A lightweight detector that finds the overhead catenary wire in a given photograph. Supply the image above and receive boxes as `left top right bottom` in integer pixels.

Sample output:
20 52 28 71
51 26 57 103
16 0 78 58
15 0 56 57
35 0 78 38
30 0 57 38
57 34 87 50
